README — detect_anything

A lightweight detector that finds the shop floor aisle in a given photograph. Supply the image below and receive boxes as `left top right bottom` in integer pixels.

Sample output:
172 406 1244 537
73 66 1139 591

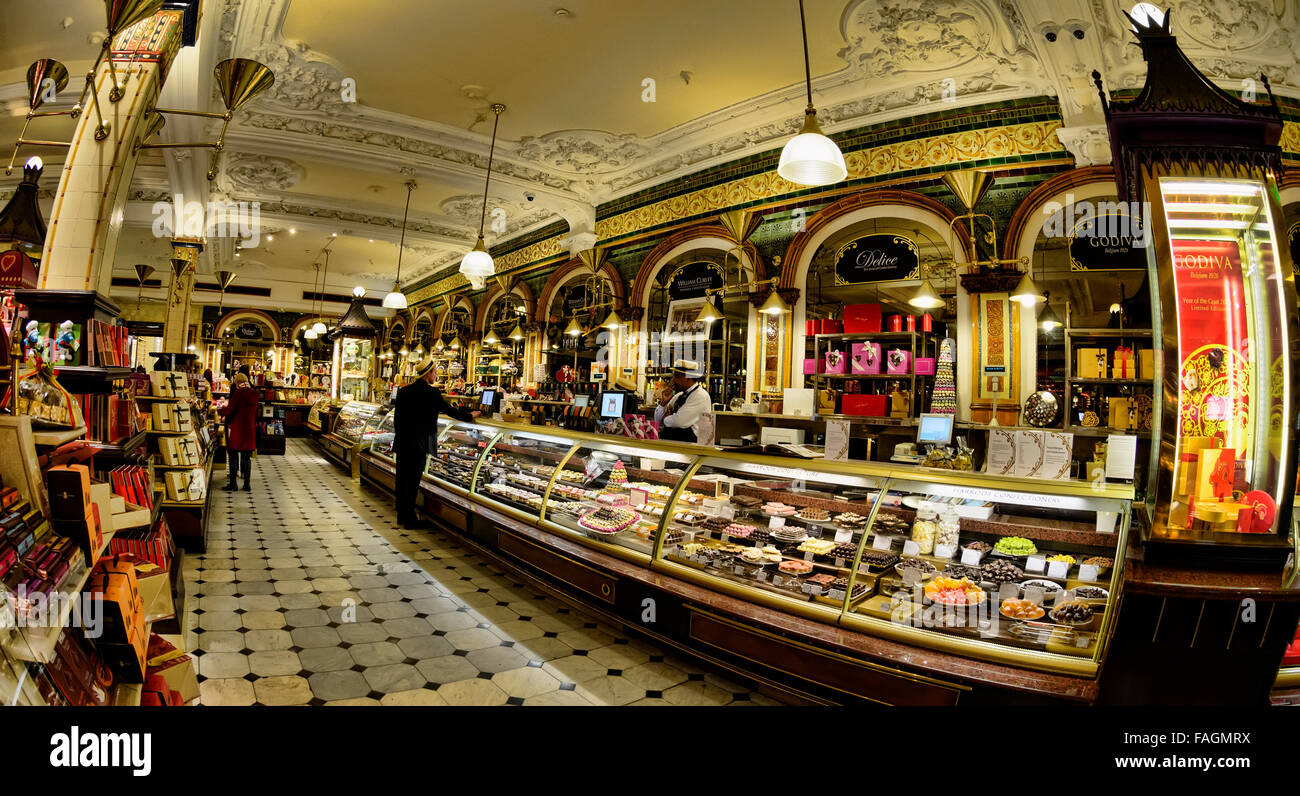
185 439 781 706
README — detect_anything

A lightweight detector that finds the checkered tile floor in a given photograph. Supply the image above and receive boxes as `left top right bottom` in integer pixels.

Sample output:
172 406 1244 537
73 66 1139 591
186 439 782 705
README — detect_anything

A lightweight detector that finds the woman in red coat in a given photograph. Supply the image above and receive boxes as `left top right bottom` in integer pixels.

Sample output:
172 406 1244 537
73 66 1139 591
219 372 259 491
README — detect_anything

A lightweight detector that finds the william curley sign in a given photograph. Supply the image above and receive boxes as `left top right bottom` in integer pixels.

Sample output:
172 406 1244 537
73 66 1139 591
833 235 919 285
667 260 723 300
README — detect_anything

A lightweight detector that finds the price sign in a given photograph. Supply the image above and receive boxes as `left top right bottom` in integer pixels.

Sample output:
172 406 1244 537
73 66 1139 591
1026 555 1047 574
801 583 823 596
733 565 745 576
719 505 736 520
1047 560 1070 579
803 551 815 562
998 582 1020 601
768 516 786 529
857 562 873 576
960 548 982 566
834 557 847 568
757 570 769 582
902 540 921 557
1024 585 1045 604
901 569 921 587
704 498 725 514
833 528 853 544
873 535 893 551
934 544 956 560
978 619 999 638
1078 564 1100 582
1076 634 1091 649
629 488 648 508
827 588 846 601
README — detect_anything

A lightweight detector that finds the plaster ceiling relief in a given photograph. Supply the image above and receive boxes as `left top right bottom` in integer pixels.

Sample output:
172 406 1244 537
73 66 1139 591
222 153 307 193
514 130 652 175
244 39 355 114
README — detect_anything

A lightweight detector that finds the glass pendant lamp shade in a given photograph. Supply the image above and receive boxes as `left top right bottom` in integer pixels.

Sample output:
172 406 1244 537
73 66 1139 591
382 286 407 309
1010 272 1045 305
483 329 501 346
759 290 788 315
385 181 415 311
564 317 584 336
508 324 525 341
303 328 318 340
459 237 495 281
311 321 327 335
908 280 945 309
450 336 462 349
778 112 847 187
697 298 724 324
434 339 445 352
601 309 623 330
1039 299 1063 332
399 345 409 357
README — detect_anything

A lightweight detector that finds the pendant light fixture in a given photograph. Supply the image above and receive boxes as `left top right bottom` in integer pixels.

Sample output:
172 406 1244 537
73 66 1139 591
777 0 847 187
908 280 945 310
459 104 506 289
311 249 332 335
304 261 322 339
484 329 501 346
697 297 724 325
601 308 623 330
1039 292 1063 332
450 335 462 350
383 181 416 309
564 317 584 337
1010 269 1045 306
434 338 445 352
508 324 525 341
759 289 789 315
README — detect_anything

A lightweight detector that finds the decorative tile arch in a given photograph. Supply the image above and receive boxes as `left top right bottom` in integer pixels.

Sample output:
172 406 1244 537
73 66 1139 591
474 279 536 334
1001 165 1117 263
534 258 626 325
631 223 766 311
215 309 282 343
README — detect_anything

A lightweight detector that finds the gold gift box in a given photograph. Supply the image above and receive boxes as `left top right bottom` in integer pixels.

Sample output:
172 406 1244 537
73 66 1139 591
1076 348 1108 379
1111 349 1136 380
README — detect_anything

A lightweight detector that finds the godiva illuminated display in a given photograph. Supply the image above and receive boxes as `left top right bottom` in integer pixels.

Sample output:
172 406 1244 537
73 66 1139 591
327 286 379 402
1098 10 1299 562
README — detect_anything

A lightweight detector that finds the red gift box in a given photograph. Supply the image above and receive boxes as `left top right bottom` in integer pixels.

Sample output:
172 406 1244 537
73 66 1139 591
921 313 933 332
888 315 903 332
843 304 882 334
914 357 936 375
841 394 888 416
905 315 917 332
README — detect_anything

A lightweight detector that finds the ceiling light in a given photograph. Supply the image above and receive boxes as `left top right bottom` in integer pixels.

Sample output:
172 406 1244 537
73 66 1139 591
304 328 318 340
289 228 296 234
1129 2 1167 31
908 280 945 309
484 329 501 346
0 155 48 250
564 317 584 336
601 309 623 330
267 234 273 241
399 345 409 357
1110 302 1123 314
508 324 525 341
777 0 847 187
1039 294 1062 332
759 290 789 315
311 321 327 335
434 339 445 351
384 181 416 311
331 232 337 237
352 285 365 298
697 298 724 324
450 336 462 349
1010 272 1044 305
460 104 506 284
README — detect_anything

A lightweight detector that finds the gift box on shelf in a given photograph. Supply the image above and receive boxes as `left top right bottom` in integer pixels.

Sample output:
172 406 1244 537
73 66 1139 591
802 358 819 375
816 389 838 414
1107 397 1132 429
51 503 103 563
1111 346 1136 380
905 315 917 332
841 393 889 416
885 349 912 375
887 314 903 332
914 357 936 375
843 304 882 334
151 402 176 431
823 350 848 375
820 318 843 334
889 388 911 418
47 464 92 522
1138 349 1155 380
850 342 881 374
1076 348 1108 379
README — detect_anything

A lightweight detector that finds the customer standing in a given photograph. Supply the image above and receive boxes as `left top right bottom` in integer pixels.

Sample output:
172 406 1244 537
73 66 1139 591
219 372 260 491
393 359 478 528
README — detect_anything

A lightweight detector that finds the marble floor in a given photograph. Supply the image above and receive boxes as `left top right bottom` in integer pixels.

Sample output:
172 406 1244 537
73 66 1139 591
187 439 782 706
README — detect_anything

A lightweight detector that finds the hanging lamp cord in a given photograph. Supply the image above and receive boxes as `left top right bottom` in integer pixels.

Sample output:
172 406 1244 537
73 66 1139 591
478 107 503 239
799 0 813 112
396 181 414 284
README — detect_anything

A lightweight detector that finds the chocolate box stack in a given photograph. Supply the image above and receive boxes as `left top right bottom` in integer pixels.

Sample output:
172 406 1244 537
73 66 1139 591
86 557 147 682
47 464 105 562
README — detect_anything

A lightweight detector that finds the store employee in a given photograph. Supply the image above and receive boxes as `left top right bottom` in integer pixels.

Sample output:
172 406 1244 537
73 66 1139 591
655 359 711 444
393 359 479 529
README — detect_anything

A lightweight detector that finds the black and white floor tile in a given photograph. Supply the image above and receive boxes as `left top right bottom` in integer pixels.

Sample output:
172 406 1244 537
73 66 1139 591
186 439 782 706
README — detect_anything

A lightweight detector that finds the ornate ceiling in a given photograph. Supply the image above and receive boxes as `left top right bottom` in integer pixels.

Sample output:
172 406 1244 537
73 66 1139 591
1 0 1297 316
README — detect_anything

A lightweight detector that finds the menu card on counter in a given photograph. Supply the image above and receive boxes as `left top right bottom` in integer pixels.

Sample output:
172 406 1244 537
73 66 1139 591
985 429 1016 475
1041 433 1074 480
824 419 851 461
1105 434 1138 480
1013 430 1046 477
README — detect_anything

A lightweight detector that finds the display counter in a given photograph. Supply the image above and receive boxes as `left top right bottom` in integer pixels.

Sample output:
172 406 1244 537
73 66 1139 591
359 417 1134 704
306 396 344 435
319 400 385 478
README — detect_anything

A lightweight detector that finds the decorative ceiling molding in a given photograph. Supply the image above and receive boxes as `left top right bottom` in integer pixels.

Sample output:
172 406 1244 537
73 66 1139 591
222 153 307 192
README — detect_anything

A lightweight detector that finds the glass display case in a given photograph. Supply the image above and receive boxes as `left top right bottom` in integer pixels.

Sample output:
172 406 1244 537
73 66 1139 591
330 400 383 445
415 419 1133 677
355 404 393 448
307 396 345 432
334 337 374 402
368 416 452 463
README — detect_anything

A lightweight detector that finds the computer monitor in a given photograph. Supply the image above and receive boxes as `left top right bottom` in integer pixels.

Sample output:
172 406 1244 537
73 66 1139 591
573 394 590 408
599 391 625 419
916 413 954 445
480 389 496 409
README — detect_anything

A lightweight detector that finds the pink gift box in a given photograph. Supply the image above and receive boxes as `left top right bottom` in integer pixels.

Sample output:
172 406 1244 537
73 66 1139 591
851 342 882 374
823 350 847 375
914 357 936 375
886 349 912 375
802 358 820 375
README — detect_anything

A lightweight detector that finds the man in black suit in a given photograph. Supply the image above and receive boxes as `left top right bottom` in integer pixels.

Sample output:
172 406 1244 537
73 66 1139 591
393 359 478 528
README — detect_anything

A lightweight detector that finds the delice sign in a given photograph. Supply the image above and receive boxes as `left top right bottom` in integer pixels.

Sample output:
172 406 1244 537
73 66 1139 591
833 235 919 285
667 260 723 300
235 322 263 340
1068 213 1147 271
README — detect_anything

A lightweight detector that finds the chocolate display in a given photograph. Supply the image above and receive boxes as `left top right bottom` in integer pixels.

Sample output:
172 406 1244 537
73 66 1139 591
963 541 992 554
1082 556 1113 570
1074 586 1108 599
994 536 1037 556
808 573 837 588
1050 600 1095 625
796 538 837 556
872 512 910 534
831 543 858 559
796 507 830 522
778 559 814 575
980 559 1024 583
859 551 899 571
896 558 937 577
730 494 762 509
942 563 982 580
834 512 868 527
578 506 639 534
771 526 808 544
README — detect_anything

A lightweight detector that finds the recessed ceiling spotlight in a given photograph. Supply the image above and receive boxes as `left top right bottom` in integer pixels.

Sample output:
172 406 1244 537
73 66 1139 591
369 239 374 243
289 228 296 234
553 7 573 18
331 232 337 237
267 235 273 241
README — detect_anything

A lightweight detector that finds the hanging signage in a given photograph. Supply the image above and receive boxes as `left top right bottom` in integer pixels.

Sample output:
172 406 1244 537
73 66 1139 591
1068 213 1147 271
235 322 263 340
0 250 38 288
667 260 723 300
833 235 919 285
563 285 588 313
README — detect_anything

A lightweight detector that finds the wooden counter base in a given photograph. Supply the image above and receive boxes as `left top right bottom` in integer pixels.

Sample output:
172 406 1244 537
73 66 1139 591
389 472 1099 705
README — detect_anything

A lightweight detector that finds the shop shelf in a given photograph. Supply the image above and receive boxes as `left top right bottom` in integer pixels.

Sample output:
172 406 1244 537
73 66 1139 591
31 426 87 447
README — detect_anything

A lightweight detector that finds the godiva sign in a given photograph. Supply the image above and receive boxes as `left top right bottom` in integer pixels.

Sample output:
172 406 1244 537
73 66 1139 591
833 234 919 286
1068 213 1147 271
